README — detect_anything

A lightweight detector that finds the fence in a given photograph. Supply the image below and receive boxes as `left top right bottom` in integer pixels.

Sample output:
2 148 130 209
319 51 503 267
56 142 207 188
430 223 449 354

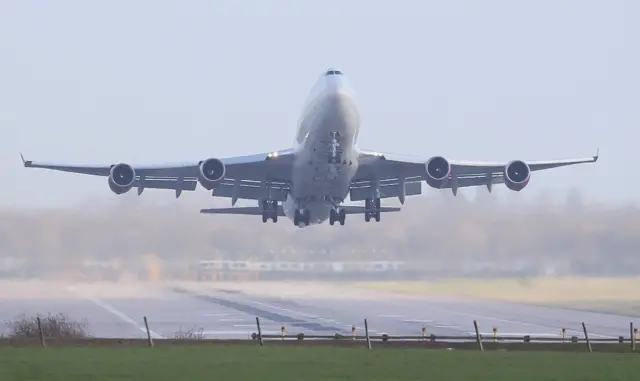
20 315 639 353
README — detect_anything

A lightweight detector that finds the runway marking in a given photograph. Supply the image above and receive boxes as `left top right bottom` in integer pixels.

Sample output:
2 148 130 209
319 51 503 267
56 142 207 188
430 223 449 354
219 318 246 322
345 325 378 334
66 286 164 339
416 305 617 338
378 314 404 318
471 332 560 337
181 290 346 333
402 319 433 323
248 300 321 319
204 313 241 317
433 325 463 329
202 330 280 335
247 300 351 327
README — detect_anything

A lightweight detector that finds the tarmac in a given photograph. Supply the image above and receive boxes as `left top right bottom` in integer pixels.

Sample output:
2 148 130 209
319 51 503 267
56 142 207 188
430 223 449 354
0 280 636 340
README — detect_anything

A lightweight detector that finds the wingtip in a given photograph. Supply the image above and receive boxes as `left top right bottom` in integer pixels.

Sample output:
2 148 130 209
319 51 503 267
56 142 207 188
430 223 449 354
20 153 34 167
594 148 600 161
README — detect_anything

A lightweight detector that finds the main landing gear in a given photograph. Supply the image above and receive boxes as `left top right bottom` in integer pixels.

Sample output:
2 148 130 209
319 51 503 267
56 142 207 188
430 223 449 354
261 200 278 223
293 209 311 226
364 198 381 223
329 208 346 226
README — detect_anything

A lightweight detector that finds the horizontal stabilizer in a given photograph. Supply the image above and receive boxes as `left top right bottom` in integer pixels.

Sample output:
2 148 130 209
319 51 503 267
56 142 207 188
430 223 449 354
200 205 401 216
200 206 286 216
341 206 401 214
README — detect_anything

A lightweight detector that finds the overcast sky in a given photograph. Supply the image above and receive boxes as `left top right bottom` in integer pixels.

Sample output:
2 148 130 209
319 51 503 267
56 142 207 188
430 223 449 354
1 0 637 208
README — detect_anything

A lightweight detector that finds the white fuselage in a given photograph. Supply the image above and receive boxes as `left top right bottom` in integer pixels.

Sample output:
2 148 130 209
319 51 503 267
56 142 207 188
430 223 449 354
281 71 361 227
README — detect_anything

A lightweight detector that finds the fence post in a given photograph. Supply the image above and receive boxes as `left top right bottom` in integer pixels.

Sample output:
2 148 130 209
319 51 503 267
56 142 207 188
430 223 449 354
281 325 286 340
421 326 426 340
255 317 264 347
582 322 592 353
562 328 566 343
36 317 46 348
364 318 372 350
473 320 484 351
630 322 635 351
352 325 356 339
143 316 153 348
492 327 497 343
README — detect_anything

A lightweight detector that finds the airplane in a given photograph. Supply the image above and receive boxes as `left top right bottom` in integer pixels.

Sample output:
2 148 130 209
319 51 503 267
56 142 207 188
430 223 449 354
21 68 599 228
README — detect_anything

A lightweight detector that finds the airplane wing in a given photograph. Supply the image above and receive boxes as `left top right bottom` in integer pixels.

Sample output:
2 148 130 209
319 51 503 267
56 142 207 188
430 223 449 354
21 149 296 199
351 148 599 201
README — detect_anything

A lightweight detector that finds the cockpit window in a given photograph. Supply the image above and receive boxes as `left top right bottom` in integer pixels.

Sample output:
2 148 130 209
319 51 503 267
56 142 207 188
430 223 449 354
324 70 343 76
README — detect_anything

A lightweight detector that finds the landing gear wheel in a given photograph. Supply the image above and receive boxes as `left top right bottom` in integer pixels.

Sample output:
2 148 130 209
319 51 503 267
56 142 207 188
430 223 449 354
294 209 311 226
329 208 346 226
304 209 311 226
364 198 381 223
261 200 278 223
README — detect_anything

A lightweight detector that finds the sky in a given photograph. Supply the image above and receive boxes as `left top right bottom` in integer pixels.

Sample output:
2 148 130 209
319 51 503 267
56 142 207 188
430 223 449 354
1 0 638 208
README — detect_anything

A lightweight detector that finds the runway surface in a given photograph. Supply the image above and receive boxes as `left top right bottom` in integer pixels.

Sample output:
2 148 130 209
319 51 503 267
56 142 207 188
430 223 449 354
0 280 636 340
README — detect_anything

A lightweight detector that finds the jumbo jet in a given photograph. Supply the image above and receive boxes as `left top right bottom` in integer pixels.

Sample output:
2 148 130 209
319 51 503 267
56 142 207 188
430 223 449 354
21 68 598 227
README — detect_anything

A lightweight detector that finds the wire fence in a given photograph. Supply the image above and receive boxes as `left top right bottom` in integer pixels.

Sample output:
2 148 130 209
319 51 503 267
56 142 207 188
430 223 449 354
7 315 637 353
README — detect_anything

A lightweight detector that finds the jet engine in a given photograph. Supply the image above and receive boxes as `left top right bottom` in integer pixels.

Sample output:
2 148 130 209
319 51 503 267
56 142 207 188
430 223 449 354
504 160 531 191
108 163 136 194
198 158 226 190
425 156 451 189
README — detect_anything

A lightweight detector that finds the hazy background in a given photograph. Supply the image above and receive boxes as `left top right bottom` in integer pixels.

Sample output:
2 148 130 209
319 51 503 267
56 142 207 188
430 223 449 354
1 188 639 280
1 1 638 280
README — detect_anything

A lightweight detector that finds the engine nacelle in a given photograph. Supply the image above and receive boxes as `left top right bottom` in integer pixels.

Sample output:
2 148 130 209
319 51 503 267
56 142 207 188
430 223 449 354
504 160 531 191
425 156 451 189
108 163 136 195
198 158 226 190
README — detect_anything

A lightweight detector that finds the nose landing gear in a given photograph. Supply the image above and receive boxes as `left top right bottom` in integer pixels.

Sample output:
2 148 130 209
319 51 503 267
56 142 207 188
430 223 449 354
293 208 311 226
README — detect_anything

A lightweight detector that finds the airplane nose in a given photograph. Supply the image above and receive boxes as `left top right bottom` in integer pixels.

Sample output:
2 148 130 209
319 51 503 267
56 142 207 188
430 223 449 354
325 75 354 98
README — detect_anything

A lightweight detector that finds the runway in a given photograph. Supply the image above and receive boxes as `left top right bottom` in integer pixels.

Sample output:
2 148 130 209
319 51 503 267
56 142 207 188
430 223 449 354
0 281 636 340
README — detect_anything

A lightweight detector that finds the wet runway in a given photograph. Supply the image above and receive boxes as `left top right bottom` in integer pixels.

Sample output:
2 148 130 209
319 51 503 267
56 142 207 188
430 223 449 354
0 281 636 340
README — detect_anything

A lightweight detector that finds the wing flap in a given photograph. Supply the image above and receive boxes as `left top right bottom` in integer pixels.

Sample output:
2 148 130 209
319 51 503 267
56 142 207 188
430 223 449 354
211 180 289 202
350 180 422 201
135 178 198 192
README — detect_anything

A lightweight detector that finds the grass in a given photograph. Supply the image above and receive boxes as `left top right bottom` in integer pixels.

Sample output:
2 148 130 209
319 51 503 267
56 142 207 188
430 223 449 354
1 345 639 381
344 277 640 315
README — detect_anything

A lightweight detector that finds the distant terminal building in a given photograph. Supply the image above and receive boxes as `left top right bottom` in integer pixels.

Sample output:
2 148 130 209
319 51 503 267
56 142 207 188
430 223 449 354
189 260 407 281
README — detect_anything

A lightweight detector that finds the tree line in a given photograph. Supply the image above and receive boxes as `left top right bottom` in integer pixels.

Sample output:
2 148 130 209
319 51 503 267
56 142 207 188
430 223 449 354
1 188 639 275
